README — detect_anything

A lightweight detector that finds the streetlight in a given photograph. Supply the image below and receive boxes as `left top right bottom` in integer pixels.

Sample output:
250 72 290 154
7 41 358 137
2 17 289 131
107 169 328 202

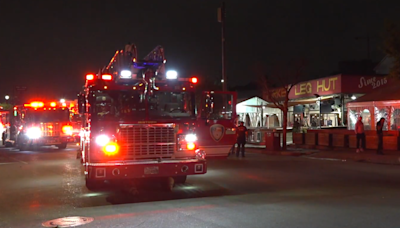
5 95 9 100
314 94 321 129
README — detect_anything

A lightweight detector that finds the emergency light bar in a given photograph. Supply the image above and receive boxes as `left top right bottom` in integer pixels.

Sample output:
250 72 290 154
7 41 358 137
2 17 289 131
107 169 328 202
191 77 198 84
120 70 132 79
166 70 178 79
24 102 44 108
101 74 113 80
86 74 95 80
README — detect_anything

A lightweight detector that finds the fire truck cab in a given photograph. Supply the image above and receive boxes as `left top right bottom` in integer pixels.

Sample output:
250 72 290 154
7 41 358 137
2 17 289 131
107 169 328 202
14 101 75 150
1 109 12 146
78 44 237 191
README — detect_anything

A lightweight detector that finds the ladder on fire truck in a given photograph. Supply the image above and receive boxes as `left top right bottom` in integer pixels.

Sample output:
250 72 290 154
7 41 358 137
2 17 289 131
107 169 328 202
100 44 166 82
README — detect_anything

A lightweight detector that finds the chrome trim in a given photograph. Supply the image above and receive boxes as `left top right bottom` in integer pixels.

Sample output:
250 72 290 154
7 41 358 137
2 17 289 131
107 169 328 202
119 123 176 159
86 158 204 167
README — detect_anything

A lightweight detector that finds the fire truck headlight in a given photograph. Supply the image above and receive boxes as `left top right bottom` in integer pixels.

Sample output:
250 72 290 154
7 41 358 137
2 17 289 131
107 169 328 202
95 135 110 146
185 134 197 142
27 127 41 139
103 142 119 156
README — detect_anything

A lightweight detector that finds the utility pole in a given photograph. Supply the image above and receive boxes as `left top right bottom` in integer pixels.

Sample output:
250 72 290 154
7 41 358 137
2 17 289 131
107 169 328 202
218 2 227 91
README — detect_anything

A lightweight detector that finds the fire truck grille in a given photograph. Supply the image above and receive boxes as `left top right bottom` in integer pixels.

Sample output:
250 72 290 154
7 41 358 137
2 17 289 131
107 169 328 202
119 124 176 158
40 123 61 137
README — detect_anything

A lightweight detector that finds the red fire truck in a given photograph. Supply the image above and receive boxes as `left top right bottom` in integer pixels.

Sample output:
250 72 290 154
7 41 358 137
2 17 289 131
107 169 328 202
79 44 237 190
13 101 75 150
1 109 12 146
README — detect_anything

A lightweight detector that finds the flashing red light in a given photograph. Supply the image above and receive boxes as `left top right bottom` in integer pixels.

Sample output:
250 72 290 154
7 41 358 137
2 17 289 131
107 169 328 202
62 125 73 135
101 74 112 80
191 77 198 84
24 102 44 108
86 74 94 80
186 142 196 150
103 142 119 156
50 102 57 107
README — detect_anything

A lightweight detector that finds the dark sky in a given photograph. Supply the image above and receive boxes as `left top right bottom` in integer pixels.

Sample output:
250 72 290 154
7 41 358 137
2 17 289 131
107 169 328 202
1 0 400 101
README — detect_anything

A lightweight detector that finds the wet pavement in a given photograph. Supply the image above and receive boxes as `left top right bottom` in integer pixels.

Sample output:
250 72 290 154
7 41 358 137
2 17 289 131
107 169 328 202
1 145 400 227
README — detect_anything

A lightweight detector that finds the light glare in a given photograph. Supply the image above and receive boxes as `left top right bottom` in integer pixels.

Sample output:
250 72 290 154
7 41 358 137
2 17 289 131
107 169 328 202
166 70 178 79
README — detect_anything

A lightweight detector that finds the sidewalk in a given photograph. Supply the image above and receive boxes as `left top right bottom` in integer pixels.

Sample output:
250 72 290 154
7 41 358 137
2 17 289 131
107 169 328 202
245 144 400 165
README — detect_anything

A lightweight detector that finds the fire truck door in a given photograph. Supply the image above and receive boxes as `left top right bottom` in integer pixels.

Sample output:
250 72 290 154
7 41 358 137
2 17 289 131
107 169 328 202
197 91 237 158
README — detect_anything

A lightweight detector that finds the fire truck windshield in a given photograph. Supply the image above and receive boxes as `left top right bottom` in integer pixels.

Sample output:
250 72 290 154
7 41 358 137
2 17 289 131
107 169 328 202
91 90 195 121
25 109 70 123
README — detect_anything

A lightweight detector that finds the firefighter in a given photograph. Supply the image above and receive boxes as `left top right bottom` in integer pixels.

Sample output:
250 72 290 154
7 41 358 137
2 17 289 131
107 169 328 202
236 121 248 157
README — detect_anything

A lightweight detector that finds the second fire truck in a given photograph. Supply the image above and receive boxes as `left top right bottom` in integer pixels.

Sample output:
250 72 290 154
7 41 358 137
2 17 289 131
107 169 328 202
79 44 237 191
13 101 75 150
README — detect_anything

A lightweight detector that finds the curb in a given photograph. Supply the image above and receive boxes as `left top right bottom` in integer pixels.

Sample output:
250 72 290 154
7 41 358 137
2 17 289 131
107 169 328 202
305 154 400 166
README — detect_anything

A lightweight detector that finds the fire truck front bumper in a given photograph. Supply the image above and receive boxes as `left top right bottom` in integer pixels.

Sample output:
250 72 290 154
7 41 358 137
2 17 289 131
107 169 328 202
86 158 207 180
30 136 74 145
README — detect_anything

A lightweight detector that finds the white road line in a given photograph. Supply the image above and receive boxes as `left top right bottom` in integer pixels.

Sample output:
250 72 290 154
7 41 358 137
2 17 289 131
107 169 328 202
0 162 17 165
10 157 28 164
305 157 346 162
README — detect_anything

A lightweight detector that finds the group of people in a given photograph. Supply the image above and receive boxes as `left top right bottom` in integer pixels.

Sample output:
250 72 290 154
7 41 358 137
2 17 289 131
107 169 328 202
355 116 385 155
232 115 386 158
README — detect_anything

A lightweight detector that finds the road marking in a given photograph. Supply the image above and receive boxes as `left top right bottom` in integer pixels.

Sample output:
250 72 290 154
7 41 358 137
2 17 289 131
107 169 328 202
305 157 346 162
0 162 17 165
10 157 28 164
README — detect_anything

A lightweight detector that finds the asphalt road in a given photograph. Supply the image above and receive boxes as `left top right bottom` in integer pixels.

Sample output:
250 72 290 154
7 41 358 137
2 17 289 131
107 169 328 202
1 145 400 228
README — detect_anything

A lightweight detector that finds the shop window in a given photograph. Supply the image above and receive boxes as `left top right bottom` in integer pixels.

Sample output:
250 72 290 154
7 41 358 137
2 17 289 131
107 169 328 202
391 109 400 130
361 109 371 130
375 107 389 130
348 109 358 129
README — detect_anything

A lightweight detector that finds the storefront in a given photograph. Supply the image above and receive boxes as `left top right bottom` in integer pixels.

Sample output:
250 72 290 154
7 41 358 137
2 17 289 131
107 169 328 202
347 80 400 131
265 74 390 128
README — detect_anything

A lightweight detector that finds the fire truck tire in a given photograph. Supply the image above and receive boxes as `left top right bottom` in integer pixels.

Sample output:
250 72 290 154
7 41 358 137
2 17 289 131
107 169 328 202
5 141 13 147
57 143 67 149
161 177 175 192
173 175 187 184
17 142 29 151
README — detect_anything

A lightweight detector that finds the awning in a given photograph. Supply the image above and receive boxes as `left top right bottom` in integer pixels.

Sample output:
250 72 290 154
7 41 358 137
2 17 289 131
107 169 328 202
244 96 334 108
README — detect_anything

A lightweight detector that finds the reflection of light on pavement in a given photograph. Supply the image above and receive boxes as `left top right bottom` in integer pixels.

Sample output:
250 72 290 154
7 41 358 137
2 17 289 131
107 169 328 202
179 185 198 190
81 192 104 197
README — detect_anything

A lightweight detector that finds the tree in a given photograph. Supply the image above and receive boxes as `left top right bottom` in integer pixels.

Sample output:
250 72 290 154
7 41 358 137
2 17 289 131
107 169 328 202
382 20 400 78
255 60 305 150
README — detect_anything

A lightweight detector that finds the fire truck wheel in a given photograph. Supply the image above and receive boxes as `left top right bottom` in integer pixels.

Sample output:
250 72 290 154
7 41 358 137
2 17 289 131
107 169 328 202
17 143 29 151
174 175 187 185
57 143 67 149
161 177 175 192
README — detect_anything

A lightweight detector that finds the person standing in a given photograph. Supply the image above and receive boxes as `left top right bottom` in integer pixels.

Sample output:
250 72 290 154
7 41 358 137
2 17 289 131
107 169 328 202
355 116 365 153
236 121 248 157
376 117 385 155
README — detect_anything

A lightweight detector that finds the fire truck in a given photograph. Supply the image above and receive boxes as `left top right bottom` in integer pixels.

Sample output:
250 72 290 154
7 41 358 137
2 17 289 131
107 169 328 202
13 101 75 150
1 109 12 146
78 44 237 191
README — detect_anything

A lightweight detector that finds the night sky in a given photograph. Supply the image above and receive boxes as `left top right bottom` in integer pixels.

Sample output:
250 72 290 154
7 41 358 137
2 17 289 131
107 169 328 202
1 0 400 101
